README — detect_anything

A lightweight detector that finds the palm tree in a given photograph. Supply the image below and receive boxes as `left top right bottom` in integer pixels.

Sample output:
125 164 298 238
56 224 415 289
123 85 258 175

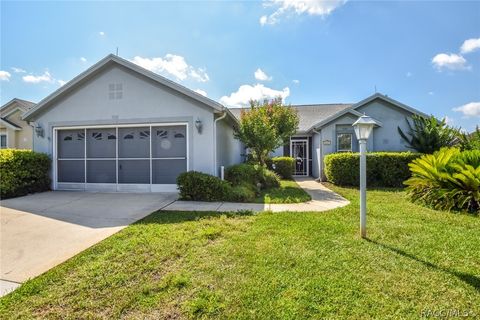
398 115 459 154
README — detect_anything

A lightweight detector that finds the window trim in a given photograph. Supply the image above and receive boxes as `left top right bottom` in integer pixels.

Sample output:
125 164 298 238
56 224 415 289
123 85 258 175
336 133 353 152
0 133 7 148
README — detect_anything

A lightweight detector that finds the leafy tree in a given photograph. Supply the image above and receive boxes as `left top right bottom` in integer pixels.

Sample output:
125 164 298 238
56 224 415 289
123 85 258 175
398 115 459 154
234 98 299 166
458 126 480 151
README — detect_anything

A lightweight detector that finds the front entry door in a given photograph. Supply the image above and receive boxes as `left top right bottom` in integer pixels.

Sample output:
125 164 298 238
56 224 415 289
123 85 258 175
290 139 308 176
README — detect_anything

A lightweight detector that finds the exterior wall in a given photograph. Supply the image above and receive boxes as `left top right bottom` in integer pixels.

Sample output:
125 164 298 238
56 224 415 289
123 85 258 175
271 146 284 157
216 118 243 175
31 64 217 178
317 113 371 180
311 131 321 178
0 108 33 149
9 110 33 149
356 99 413 152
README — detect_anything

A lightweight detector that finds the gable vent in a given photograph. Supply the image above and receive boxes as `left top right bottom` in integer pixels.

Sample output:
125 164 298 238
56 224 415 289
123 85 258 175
108 83 123 100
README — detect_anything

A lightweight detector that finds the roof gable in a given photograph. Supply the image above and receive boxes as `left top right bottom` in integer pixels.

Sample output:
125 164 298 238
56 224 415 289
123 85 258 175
352 93 428 117
23 54 225 121
1 98 35 118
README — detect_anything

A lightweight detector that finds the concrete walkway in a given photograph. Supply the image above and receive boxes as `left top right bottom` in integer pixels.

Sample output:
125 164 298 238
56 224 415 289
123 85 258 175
162 177 349 212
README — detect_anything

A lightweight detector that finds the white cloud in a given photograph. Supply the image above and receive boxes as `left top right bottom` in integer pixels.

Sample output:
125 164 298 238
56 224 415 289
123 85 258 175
11 67 26 73
194 89 207 97
254 68 272 81
220 84 290 107
130 54 209 82
22 71 54 84
292 79 300 84
260 0 346 25
460 38 480 54
0 71 11 81
260 15 268 26
80 57 87 63
432 53 469 71
453 102 480 118
99 31 105 36
57 80 67 86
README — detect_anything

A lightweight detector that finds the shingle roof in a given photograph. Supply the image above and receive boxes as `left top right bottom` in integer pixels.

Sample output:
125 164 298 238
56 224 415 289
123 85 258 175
0 98 36 113
228 104 353 133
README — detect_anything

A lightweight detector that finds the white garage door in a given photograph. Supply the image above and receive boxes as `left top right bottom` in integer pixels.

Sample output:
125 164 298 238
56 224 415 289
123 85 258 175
54 123 188 192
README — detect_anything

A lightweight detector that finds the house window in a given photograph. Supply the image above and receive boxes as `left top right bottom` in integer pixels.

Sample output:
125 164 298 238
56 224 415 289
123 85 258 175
337 133 352 152
0 134 6 148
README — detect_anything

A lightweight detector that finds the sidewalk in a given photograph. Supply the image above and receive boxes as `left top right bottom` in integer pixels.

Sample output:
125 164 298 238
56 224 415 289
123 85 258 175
162 177 349 213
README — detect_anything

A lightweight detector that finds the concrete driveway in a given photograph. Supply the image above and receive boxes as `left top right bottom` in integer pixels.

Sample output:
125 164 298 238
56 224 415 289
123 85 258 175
0 191 177 296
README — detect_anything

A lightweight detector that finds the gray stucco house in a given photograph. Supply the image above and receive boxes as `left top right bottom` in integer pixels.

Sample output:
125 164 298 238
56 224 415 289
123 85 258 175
229 94 427 180
22 54 426 192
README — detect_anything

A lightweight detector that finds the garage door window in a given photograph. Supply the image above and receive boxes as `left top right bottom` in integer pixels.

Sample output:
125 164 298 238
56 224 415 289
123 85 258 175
56 124 187 189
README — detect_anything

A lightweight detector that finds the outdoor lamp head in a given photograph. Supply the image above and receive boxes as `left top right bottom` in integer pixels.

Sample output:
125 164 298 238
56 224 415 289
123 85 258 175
353 115 376 140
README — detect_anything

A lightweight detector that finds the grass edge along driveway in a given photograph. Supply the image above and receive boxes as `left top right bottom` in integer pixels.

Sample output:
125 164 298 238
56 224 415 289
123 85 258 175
0 185 478 319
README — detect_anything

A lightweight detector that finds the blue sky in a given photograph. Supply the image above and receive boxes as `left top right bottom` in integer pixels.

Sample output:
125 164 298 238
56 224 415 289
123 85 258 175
1 1 479 130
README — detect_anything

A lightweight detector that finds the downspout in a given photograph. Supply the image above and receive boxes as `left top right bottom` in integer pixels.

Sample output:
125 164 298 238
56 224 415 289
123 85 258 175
312 128 323 181
213 111 227 177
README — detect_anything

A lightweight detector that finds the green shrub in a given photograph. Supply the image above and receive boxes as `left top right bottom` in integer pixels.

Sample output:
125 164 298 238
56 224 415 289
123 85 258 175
177 171 232 201
0 149 51 199
228 183 257 202
271 156 295 179
404 148 479 213
225 163 258 186
225 163 280 189
324 152 421 187
260 168 281 189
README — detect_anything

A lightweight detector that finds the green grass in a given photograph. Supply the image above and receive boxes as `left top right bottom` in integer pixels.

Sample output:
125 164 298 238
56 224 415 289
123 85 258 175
255 179 312 203
1 185 479 319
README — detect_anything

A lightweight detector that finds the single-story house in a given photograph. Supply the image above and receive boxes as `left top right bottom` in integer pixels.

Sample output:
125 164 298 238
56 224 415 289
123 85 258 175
229 94 427 179
22 54 426 192
0 98 35 149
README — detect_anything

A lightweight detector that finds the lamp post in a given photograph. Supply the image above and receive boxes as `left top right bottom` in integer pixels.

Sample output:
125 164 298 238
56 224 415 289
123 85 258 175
352 115 376 238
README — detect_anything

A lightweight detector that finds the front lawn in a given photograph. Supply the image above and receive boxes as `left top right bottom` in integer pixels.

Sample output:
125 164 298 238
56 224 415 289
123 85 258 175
1 186 479 319
254 179 312 203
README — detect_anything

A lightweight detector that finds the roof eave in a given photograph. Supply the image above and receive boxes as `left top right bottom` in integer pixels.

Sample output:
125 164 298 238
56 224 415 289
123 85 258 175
23 54 224 121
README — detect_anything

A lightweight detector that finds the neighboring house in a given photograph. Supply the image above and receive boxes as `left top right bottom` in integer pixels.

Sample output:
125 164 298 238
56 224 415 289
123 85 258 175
0 98 35 149
229 93 427 180
23 54 427 192
23 54 241 192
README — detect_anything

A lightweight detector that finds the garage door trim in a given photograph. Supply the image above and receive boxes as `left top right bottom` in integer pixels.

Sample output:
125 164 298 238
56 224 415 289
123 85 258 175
53 122 189 192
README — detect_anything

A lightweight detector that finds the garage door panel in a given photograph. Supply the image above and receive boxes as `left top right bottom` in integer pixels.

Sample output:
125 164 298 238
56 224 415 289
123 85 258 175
152 159 186 184
152 125 186 158
56 124 187 191
58 129 85 159
58 160 85 183
118 127 150 158
87 160 116 183
118 160 150 184
86 128 116 158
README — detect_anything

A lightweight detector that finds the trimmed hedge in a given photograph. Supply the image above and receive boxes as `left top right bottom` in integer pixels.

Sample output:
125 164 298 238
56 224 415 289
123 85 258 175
324 152 421 187
271 157 295 179
0 149 51 199
177 171 231 201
